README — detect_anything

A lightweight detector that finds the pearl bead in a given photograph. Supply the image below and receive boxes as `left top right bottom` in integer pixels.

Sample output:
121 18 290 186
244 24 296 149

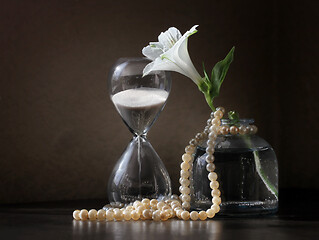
171 205 178 211
123 210 132 221
208 131 217 140
73 210 81 220
97 209 106 221
142 198 150 206
105 210 114 221
206 209 215 218
209 124 219 132
206 163 216 172
131 210 140 221
136 205 145 214
195 133 204 141
181 194 191 202
212 196 221 205
204 127 210 135
156 201 165 210
150 199 158 208
211 204 220 213
88 209 97 220
210 180 219 189
171 200 181 206
176 209 183 219
160 211 169 221
162 205 170 211
198 211 207 220
230 126 239 135
189 139 198 146
180 170 190 178
190 211 199 220
118 203 124 208
211 118 221 126
169 209 176 217
209 127 218 135
214 110 223 119
79 209 89 220
205 155 215 163
185 145 195 154
152 210 161 221
220 126 230 135
142 209 152 219
206 146 214 155
181 162 190 171
179 186 190 194
207 139 216 147
179 178 190 186
126 206 134 211
216 107 226 114
239 125 249 135
208 172 218 181
207 118 213 126
211 189 221 197
171 204 181 210
163 210 171 219
250 125 258 135
174 207 183 213
113 209 124 221
182 153 192 163
133 201 142 209
181 211 190 220
182 201 191 210
171 194 179 200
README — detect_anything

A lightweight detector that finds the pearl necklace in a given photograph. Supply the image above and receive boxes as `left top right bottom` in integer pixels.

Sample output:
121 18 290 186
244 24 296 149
73 107 258 221
177 106 225 220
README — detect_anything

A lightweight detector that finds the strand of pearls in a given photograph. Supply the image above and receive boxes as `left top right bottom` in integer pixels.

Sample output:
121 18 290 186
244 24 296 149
73 196 183 221
178 106 225 220
219 124 258 135
73 107 258 221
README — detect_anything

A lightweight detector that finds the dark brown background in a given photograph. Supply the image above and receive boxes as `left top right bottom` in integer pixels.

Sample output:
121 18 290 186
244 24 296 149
0 0 318 204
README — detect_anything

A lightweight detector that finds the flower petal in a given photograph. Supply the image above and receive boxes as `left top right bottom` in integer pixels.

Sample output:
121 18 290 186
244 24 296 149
184 25 199 38
158 27 182 51
142 45 163 60
149 42 163 49
143 57 185 77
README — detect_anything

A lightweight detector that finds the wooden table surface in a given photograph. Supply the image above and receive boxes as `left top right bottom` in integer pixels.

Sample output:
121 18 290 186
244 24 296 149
1 190 318 240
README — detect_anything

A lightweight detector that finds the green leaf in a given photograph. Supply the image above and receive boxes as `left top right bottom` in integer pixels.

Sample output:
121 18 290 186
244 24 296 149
210 46 235 103
199 47 235 111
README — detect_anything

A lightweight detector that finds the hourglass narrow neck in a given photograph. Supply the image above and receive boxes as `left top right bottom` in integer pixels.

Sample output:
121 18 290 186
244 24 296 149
133 133 147 140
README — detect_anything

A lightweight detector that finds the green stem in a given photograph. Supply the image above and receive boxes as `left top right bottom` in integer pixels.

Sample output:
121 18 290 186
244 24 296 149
197 78 216 111
204 93 215 111
242 135 278 199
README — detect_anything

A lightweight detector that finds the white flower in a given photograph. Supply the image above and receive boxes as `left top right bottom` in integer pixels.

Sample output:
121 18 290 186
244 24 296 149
142 25 203 85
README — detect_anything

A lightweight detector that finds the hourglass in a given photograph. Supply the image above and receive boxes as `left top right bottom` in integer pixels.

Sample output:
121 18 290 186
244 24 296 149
107 57 172 204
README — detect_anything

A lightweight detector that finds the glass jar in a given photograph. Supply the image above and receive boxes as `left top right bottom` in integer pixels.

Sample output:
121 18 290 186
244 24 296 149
191 119 278 215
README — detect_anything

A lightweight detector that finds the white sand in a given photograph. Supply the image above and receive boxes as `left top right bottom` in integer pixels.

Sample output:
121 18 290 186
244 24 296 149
112 88 168 108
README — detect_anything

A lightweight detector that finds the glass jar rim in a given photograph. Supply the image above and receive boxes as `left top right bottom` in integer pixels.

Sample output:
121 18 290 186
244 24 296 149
221 118 254 125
